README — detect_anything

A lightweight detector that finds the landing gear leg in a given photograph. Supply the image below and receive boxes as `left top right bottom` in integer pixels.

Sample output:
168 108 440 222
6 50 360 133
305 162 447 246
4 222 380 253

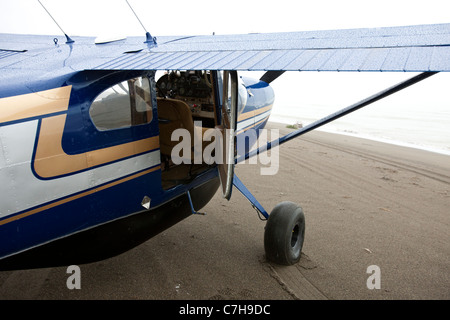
233 174 305 265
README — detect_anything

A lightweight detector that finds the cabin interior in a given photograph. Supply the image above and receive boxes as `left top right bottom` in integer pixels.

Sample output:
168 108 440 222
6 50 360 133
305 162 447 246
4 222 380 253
88 70 220 191
156 70 219 190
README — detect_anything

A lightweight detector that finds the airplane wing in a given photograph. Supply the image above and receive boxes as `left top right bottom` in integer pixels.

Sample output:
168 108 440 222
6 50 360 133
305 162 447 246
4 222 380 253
1 23 449 73
95 23 450 72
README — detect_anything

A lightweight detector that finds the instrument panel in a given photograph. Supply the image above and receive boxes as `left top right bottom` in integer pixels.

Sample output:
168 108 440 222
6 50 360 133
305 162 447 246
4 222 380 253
156 70 215 119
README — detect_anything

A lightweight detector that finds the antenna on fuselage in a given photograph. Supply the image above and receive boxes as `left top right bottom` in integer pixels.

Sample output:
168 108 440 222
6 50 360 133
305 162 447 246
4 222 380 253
125 0 157 45
37 0 74 44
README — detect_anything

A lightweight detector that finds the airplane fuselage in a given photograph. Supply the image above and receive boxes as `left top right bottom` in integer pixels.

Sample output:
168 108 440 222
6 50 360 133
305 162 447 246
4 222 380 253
0 48 274 269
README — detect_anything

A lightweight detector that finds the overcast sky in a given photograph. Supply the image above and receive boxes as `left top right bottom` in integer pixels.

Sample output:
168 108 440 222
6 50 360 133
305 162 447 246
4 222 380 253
1 0 449 36
1 0 449 113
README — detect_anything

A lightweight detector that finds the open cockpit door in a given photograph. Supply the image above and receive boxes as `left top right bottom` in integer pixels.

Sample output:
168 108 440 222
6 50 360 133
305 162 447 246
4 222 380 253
217 71 238 200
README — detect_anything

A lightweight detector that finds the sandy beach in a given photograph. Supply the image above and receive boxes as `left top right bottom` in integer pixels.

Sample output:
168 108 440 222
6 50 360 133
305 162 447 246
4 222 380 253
243 122 450 299
0 122 448 300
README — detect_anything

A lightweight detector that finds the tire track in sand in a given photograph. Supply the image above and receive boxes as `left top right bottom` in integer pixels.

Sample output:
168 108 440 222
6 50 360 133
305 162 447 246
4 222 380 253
266 254 328 300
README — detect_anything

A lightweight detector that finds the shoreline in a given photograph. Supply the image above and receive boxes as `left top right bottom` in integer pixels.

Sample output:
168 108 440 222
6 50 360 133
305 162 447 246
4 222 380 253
267 120 450 157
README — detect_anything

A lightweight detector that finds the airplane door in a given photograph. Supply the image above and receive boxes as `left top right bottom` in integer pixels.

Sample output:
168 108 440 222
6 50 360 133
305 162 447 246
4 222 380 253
218 71 238 200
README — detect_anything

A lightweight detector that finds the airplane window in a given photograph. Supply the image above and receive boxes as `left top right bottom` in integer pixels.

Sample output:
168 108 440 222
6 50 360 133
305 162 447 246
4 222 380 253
89 76 153 131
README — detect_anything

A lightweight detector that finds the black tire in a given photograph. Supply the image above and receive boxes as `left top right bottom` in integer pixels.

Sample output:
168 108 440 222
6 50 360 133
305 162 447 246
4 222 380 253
264 201 305 265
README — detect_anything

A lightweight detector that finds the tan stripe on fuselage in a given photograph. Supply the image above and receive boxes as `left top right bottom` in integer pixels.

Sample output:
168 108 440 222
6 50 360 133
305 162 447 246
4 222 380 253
0 166 160 226
34 114 160 178
237 104 272 122
0 86 72 123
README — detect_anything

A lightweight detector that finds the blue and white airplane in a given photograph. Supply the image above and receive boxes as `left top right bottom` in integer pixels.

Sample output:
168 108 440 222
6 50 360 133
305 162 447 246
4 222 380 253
0 17 449 270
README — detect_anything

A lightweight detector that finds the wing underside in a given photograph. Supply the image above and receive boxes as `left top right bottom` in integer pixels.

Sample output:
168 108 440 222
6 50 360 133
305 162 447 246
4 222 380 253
92 23 450 72
1 23 449 72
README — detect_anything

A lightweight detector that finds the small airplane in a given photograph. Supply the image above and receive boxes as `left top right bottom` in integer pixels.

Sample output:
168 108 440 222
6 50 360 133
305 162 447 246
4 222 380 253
0 5 449 270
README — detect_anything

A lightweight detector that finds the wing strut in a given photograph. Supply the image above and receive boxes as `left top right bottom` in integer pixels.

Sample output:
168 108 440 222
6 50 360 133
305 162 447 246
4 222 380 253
236 71 438 164
232 71 437 266
260 71 285 84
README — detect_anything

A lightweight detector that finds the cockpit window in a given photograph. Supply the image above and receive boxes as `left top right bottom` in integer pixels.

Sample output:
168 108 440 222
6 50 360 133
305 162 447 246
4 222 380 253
89 76 153 131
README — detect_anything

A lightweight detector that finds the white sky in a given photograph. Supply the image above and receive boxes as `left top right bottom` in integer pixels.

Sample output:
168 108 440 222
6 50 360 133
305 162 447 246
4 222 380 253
1 0 449 120
1 0 449 37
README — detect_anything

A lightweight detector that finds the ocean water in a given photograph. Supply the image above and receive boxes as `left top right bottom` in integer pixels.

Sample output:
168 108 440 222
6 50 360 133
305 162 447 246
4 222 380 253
265 72 450 156
269 105 450 155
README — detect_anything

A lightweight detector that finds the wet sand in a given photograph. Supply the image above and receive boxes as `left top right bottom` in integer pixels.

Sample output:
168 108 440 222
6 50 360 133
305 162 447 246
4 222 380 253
0 122 449 300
